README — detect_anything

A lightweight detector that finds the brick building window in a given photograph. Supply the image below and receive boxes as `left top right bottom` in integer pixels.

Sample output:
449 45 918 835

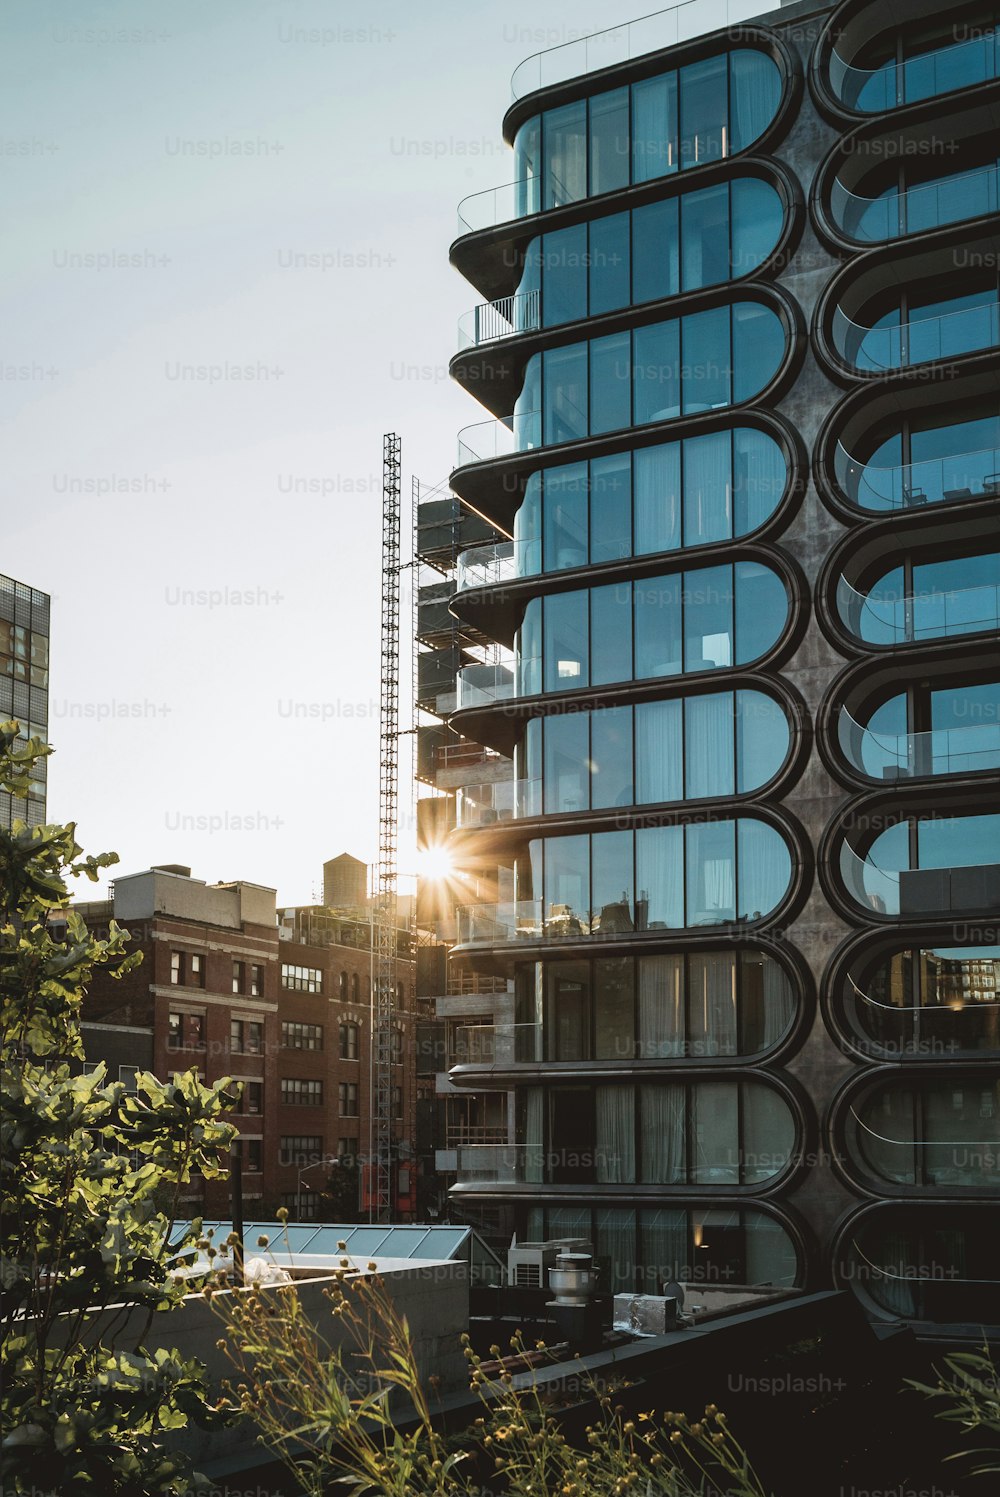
339 1082 359 1117
281 1021 323 1051
250 963 264 997
243 1138 263 1173
242 1081 263 1114
231 1019 263 1055
189 954 204 987
339 1022 359 1060
339 971 349 1000
391 1085 403 1120
170 952 183 985
168 1012 205 1051
281 1189 320 1220
281 1078 323 1106
281 963 322 994
337 1137 358 1161
391 1026 403 1064
280 1135 323 1166
232 960 245 994
351 973 360 1003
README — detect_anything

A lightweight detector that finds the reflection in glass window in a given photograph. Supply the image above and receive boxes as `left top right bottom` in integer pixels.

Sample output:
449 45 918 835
515 690 789 811
632 197 679 304
524 304 785 446
521 177 784 330
544 100 587 209
852 1078 1000 1188
589 87 629 195
534 1203 799 1294
511 50 781 222
633 73 678 182
516 1079 795 1188
517 562 788 692
846 1210 1000 1322
517 819 792 931
851 944 1000 1057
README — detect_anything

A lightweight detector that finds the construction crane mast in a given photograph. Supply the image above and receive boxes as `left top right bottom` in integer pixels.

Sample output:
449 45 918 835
370 432 401 1222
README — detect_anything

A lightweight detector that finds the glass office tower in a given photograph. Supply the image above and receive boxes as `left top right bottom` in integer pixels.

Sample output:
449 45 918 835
442 0 1000 1333
1 574 50 829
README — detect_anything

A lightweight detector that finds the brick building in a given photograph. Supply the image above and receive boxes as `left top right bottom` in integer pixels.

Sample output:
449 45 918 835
77 866 417 1221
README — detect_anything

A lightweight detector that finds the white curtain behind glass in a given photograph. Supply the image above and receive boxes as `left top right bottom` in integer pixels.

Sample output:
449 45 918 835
636 699 682 803
638 954 684 1056
686 692 735 799
689 953 738 1056
596 1084 635 1182
640 1083 686 1182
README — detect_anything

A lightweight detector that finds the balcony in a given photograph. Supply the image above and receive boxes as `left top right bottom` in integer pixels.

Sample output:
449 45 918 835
457 409 541 467
831 162 1000 244
839 845 1000 918
836 576 1000 646
830 29 1000 112
838 711 1000 780
455 540 518 593
455 778 541 826
508 0 766 100
458 289 540 351
456 895 685 945
833 299 1000 373
834 440 1000 512
455 656 541 709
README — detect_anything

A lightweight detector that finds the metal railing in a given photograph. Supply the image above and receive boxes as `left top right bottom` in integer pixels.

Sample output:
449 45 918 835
830 29 999 111
832 300 1000 372
455 778 542 827
830 162 1000 244
838 710 1000 780
457 409 542 467
836 576 1000 645
436 741 506 769
458 289 541 350
509 0 767 99
834 440 1000 512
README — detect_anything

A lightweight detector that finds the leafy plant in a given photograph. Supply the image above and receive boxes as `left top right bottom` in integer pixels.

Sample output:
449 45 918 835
908 1340 1000 1477
214 1222 773 1497
0 721 240 1494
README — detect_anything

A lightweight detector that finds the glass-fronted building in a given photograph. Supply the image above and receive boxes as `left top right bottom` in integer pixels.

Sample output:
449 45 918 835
440 0 1000 1335
0 574 50 829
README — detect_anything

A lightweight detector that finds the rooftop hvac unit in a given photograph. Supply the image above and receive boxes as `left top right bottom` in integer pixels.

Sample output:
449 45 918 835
507 1238 591 1289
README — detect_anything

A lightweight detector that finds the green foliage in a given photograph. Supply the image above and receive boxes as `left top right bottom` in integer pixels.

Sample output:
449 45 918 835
214 1239 773 1497
908 1341 1000 1476
0 721 240 1494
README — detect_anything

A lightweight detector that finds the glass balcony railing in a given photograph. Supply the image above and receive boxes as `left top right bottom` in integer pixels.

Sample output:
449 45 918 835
455 540 517 592
454 657 542 709
509 0 766 100
457 289 541 350
457 894 685 944
457 410 542 467
844 973 1000 1058
449 1021 545 1067
840 845 1000 918
455 778 541 826
836 576 1000 645
831 162 1000 243
833 300 1000 372
830 29 1000 112
838 710 1000 780
834 441 1000 512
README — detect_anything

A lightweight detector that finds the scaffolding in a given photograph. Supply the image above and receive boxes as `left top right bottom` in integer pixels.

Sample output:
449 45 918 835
369 432 401 1223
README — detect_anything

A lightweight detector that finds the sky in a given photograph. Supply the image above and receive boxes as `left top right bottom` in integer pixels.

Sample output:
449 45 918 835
2 0 733 906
